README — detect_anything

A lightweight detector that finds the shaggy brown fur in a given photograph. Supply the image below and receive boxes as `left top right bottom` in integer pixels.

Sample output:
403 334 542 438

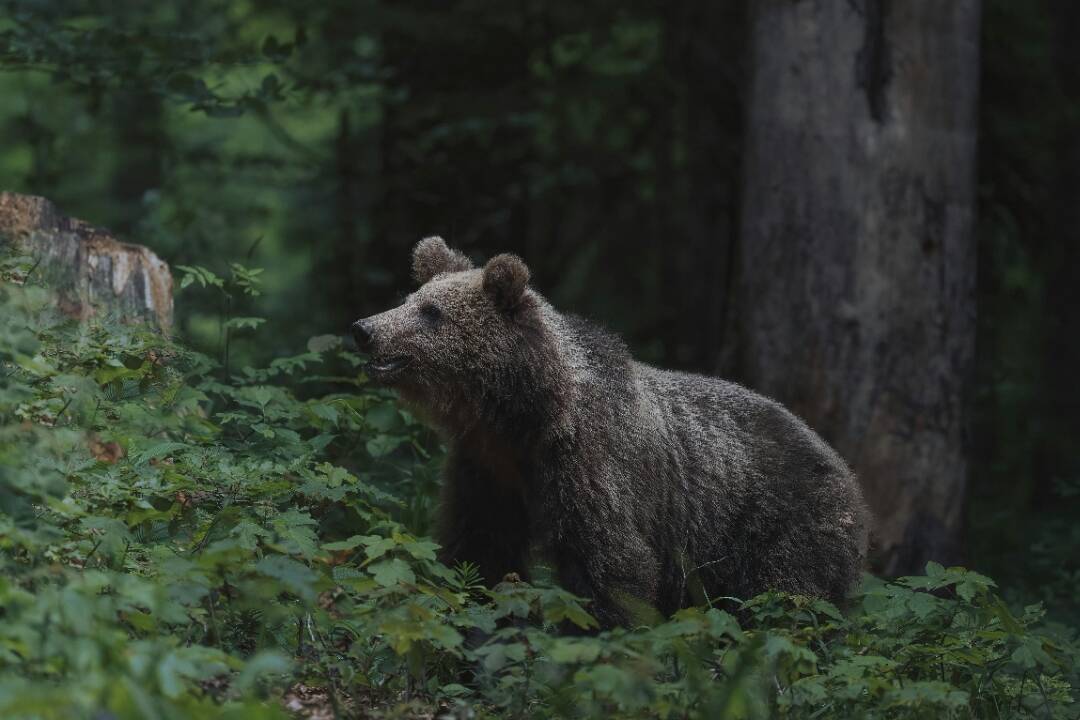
352 237 870 628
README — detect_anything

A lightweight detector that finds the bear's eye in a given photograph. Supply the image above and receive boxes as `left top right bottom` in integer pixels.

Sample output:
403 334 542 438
419 303 442 327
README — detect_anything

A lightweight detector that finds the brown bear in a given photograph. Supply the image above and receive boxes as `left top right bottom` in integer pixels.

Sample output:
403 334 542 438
352 237 869 628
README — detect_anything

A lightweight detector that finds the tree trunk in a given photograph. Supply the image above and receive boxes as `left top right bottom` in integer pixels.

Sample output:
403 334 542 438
737 0 981 575
0 192 173 331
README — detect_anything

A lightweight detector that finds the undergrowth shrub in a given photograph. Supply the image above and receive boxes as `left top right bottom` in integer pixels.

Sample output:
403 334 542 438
0 253 1076 719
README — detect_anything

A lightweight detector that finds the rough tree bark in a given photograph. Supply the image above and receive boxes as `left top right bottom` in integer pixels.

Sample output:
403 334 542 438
738 1 981 575
0 192 173 330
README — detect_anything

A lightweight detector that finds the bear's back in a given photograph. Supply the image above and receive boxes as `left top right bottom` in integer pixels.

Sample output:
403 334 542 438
546 304 868 605
632 364 851 484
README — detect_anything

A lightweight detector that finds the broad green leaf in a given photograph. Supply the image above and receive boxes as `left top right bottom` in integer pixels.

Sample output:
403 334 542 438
255 556 318 601
365 404 401 432
369 558 416 587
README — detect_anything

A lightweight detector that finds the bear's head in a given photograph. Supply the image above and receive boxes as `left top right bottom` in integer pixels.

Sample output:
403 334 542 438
351 237 537 419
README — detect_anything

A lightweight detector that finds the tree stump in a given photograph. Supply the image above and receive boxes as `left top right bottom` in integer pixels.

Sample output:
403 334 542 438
0 192 173 331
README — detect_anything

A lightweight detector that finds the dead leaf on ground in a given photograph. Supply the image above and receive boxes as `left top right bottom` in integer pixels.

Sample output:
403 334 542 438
89 436 125 463
282 683 342 720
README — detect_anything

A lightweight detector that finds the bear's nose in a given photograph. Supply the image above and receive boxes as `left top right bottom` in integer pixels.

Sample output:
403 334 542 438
351 319 374 351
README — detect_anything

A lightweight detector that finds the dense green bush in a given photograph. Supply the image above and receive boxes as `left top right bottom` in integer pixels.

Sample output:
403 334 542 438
0 255 1077 719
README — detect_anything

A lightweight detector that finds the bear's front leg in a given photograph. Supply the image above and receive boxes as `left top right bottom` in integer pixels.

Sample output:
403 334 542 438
550 548 635 630
534 448 657 630
436 454 531 586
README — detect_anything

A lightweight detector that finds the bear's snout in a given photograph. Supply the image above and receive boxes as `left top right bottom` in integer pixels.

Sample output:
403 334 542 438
351 318 374 351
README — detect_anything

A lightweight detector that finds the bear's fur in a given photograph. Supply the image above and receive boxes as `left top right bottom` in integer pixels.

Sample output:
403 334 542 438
352 237 870 628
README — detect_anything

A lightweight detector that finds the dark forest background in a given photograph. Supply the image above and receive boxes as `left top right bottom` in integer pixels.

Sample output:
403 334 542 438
1 0 1077 619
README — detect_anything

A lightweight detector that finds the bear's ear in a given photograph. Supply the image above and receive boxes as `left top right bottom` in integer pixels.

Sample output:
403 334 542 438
412 236 473 285
482 253 530 310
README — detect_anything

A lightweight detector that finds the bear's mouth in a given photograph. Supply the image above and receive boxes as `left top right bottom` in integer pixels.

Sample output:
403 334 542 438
366 355 412 380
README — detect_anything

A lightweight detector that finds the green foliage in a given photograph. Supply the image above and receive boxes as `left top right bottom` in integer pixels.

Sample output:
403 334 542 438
1 256 1077 718
1 3 1078 624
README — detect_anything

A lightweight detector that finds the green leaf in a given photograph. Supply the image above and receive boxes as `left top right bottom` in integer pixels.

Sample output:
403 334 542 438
307 334 342 353
156 646 230 699
223 316 266 331
402 538 439 561
368 559 416 587
476 641 527 673
310 402 339 425
272 509 319 559
365 404 401 432
321 535 367 552
363 535 398 560
255 556 318 601
234 651 292 693
991 598 1024 635
439 683 472 698
1011 636 1056 670
886 681 968 709
366 434 404 457
133 441 187 465
541 593 599 630
549 638 603 664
